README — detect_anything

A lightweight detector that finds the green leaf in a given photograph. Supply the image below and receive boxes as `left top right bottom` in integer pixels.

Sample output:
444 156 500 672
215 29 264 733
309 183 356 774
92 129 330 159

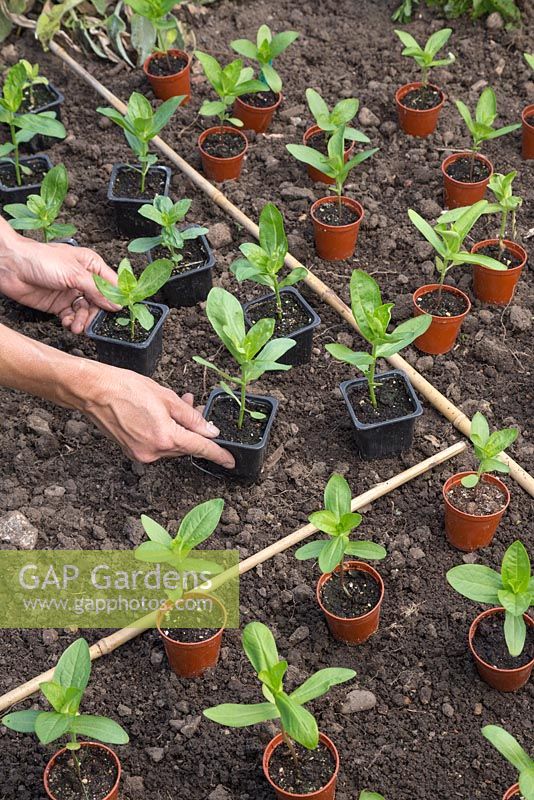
178 498 224 550
40 163 68 216
519 767 534 800
344 541 387 560
306 88 330 124
54 638 91 693
446 564 502 604
141 514 173 546
338 512 363 533
259 202 287 263
134 258 172 300
424 27 452 57
152 96 183 134
475 87 497 126
308 510 339 535
134 541 173 563
504 610 526 658
324 473 352 519
261 62 281 93
461 474 479 489
501 541 531 594
470 412 490 446
290 668 356 705
318 535 346 574
244 317 276 360
276 693 318 750
325 344 373 372
498 589 531 618
205 287 247 363
40 681 67 713
204 702 279 726
482 725 532 773
71 715 129 745
93 275 127 307
294 540 327 561
132 302 154 331
359 793 386 800
35 712 70 744
242 621 279 674
286 143 331 175
230 38 258 59
269 30 299 59
408 209 446 256
1 710 40 733
484 428 519 458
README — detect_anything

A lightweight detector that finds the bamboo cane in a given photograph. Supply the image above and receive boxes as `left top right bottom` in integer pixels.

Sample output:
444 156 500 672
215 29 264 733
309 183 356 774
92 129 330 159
0 441 465 712
47 40 534 499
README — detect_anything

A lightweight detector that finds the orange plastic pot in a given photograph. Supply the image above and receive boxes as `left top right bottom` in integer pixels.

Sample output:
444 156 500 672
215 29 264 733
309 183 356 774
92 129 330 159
316 560 384 645
412 284 471 355
503 785 520 799
395 82 445 137
522 104 534 160
263 732 340 800
233 93 282 133
198 126 248 182
143 50 191 102
469 608 534 692
303 125 355 184
443 472 510 552
310 197 364 261
470 238 527 305
44 742 121 800
441 152 493 209
156 597 226 678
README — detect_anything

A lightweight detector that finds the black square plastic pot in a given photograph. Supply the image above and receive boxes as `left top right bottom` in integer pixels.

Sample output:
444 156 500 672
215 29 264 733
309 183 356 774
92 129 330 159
242 286 321 366
0 154 52 206
86 301 169 377
148 229 215 307
340 369 423 460
192 388 279 482
29 83 65 151
107 163 172 238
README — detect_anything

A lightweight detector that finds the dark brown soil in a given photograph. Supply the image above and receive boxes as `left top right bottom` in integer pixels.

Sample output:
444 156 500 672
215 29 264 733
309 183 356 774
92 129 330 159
47 747 117 800
207 394 271 445
111 165 167 200
162 627 220 643
347 375 416 424
313 202 359 225
446 156 490 183
0 156 49 189
307 129 332 155
153 237 210 276
401 86 442 111
268 740 336 794
476 244 523 269
416 288 468 317
92 306 163 343
201 131 246 158
239 90 279 108
320 568 382 618
246 292 312 336
21 83 58 112
526 113 534 127
146 53 188 77
446 480 506 515
473 612 534 670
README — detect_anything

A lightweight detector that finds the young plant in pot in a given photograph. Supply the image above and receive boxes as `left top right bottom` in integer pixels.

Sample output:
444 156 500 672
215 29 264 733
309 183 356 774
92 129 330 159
482 725 534 800
127 194 211 306
442 411 517 552
0 61 65 205
87 256 172 376
394 27 455 137
296 472 387 645
97 91 182 236
204 620 355 800
325 269 430 459
442 86 520 208
522 53 534 160
287 125 378 260
302 88 371 184
195 51 265 182
18 59 64 151
134 500 227 678
230 24 299 132
447 540 534 692
3 163 77 244
125 0 191 101
1 638 129 800
408 200 505 354
192 286 295 481
231 202 320 366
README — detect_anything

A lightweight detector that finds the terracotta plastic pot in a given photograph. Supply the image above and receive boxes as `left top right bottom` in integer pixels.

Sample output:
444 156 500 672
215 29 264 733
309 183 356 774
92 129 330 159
316 561 384 645
395 82 445 137
469 608 534 692
143 50 191 102
44 742 121 800
156 596 226 678
470 238 527 305
441 152 493 209
263 732 340 800
310 197 364 261
233 93 282 133
443 472 510 552
198 126 248 182
412 284 471 355
503 784 520 799
522 104 534 160
303 125 355 184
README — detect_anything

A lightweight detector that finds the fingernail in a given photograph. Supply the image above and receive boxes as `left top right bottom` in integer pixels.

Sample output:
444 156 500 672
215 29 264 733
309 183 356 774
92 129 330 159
223 459 235 470
206 421 220 436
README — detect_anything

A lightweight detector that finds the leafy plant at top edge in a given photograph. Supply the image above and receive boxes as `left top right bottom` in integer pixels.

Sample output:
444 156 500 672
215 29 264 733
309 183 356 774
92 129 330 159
394 27 455 84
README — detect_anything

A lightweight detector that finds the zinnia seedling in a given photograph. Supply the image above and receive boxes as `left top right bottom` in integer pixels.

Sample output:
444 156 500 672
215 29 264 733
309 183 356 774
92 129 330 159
525 53 534 71
193 287 295 429
97 92 183 193
128 195 208 267
20 59 49 108
459 411 518 490
2 638 128 799
305 88 370 147
230 203 307 320
0 61 66 186
124 0 183 65
394 27 455 84
447 540 533 657
482 725 534 800
295 473 386 595
325 269 431 408
195 51 265 131
93 256 172 340
230 24 298 94
3 163 76 243
360 793 385 800
204 621 355 759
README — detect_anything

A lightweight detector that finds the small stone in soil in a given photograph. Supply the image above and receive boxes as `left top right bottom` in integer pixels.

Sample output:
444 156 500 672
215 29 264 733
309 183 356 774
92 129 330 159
207 394 270 445
473 611 534 670
152 236 209 277
446 480 506 515
201 131 246 159
47 747 117 800
147 53 188 77
320 568 381 618
246 292 313 337
268 740 336 795
446 156 490 183
239 90 279 108
313 202 359 226
416 289 468 318
112 165 167 200
401 86 442 111
0 157 49 189
475 243 523 269
93 306 163 344
347 375 415 425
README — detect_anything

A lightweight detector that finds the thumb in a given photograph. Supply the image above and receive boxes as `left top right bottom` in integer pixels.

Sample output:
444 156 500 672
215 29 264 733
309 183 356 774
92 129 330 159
170 395 221 438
